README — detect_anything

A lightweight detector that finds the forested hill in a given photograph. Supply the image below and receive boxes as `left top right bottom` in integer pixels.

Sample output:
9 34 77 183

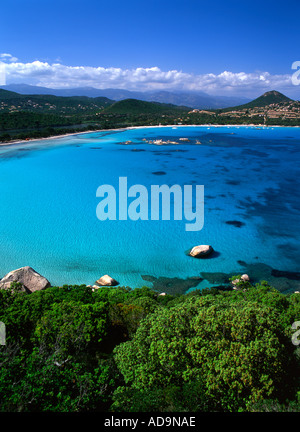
0 89 114 115
104 98 190 114
220 90 294 112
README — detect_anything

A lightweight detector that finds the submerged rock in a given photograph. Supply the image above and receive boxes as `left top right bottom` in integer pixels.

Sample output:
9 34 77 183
152 171 166 175
0 266 51 293
141 274 202 295
225 220 245 228
189 245 214 258
271 269 300 280
95 275 119 287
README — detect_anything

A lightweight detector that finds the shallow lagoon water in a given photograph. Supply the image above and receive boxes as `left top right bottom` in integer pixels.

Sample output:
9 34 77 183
0 125 299 294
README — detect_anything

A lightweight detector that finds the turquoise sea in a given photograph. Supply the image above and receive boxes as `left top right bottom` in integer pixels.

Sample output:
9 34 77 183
0 125 299 294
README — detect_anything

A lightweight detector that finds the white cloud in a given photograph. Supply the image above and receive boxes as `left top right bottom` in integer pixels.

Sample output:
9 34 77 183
0 62 5 86
1 55 297 97
0 53 18 62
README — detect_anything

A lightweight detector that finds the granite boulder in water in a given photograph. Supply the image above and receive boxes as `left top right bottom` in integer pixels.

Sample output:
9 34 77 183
0 266 51 293
188 245 214 258
95 274 119 286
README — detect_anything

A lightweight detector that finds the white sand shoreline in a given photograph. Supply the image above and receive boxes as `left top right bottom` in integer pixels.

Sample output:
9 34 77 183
0 123 299 148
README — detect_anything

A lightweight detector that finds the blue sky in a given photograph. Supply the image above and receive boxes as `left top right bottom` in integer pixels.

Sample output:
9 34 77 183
1 0 300 97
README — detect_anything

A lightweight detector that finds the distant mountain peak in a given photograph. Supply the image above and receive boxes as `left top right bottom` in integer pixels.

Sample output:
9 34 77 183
251 90 293 105
262 90 291 99
222 90 293 111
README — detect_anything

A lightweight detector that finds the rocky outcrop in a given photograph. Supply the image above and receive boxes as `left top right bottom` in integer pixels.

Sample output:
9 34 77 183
95 275 119 287
231 274 250 289
0 266 51 293
188 245 214 258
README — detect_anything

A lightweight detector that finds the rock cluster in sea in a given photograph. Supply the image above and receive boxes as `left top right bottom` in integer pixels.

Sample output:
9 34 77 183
0 267 121 292
1 254 299 295
231 274 251 289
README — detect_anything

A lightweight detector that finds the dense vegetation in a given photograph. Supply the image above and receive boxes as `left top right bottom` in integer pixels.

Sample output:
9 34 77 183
0 280 299 412
0 111 84 132
0 89 113 114
105 99 189 115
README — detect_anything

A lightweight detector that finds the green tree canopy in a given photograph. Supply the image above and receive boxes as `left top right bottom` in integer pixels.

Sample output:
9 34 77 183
114 293 298 411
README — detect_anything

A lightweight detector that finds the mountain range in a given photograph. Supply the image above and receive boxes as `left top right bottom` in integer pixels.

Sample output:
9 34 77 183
0 86 296 117
104 90 296 115
0 84 251 109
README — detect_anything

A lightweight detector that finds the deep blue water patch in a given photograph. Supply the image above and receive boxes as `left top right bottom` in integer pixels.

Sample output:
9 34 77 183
225 220 245 228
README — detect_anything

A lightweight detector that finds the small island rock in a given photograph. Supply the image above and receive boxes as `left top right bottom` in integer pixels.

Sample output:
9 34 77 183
95 275 119 287
189 245 214 258
0 266 51 293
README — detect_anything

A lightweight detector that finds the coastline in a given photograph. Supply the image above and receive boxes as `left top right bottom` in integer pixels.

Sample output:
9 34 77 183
1 123 299 148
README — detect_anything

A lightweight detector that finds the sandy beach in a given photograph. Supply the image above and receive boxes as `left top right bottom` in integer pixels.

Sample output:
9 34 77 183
0 123 298 149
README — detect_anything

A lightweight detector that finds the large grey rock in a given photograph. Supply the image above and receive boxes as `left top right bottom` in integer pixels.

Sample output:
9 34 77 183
0 266 51 293
189 245 214 258
95 274 119 287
